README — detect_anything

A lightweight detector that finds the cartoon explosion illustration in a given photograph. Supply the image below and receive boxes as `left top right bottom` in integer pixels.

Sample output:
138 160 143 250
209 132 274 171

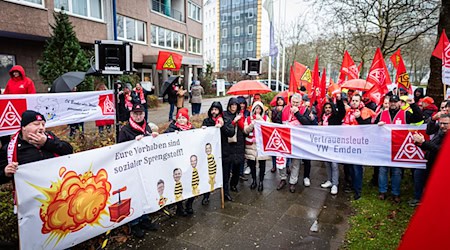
29 166 112 247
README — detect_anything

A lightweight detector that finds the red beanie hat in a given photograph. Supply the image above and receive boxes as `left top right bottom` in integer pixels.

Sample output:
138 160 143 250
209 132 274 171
177 108 190 120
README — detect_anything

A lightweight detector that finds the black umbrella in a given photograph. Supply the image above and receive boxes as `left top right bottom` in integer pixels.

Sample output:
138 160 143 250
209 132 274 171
50 71 86 93
160 75 180 97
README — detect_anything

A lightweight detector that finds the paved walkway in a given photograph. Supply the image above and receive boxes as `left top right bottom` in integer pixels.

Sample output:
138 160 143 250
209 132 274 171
112 96 351 249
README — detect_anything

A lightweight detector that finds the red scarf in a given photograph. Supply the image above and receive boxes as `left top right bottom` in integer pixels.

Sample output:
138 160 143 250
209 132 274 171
322 113 331 126
212 114 223 125
124 93 133 110
343 103 365 125
7 131 20 164
129 118 149 135
135 88 146 104
175 122 192 131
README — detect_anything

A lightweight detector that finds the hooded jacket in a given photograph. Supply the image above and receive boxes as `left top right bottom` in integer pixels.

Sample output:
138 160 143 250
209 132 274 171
223 98 245 164
4 65 36 94
202 101 235 161
414 87 425 104
237 96 250 118
243 101 270 161
321 99 346 126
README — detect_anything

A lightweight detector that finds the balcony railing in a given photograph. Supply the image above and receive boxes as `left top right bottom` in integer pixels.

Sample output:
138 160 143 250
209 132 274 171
151 0 184 22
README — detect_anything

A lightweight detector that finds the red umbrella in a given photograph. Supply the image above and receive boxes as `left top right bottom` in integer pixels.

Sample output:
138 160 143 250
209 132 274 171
227 80 271 95
341 79 373 91
269 90 306 106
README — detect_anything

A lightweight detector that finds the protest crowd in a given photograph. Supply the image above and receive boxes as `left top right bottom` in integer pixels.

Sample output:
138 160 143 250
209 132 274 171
0 50 448 245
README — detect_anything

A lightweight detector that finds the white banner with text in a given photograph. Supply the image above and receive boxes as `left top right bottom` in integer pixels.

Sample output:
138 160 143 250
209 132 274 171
14 127 223 250
254 121 427 169
0 90 115 136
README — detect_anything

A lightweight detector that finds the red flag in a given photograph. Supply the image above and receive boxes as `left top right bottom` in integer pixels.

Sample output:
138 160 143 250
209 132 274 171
364 48 391 105
338 51 359 84
310 56 320 105
390 49 402 69
288 66 299 93
390 49 412 94
291 62 312 92
328 79 341 96
316 67 327 119
432 29 449 60
398 134 450 250
156 51 182 70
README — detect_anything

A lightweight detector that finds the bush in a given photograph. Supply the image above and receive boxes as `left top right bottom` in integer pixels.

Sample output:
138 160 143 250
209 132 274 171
146 95 160 109
261 91 279 106
0 183 18 245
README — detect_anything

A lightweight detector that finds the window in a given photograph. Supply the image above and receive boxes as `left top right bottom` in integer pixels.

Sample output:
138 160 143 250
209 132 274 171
234 58 241 67
189 36 202 54
117 15 146 43
151 25 185 51
234 27 240 36
234 42 240 52
7 0 44 8
221 14 228 22
248 25 254 35
222 59 228 68
222 28 227 38
54 0 103 20
246 41 254 51
247 8 254 18
0 54 15 88
234 11 240 21
222 44 228 53
188 1 202 22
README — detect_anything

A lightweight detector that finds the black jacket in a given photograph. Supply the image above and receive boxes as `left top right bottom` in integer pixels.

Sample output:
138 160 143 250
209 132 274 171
223 98 245 164
133 88 154 107
271 97 286 124
322 99 346 125
426 119 440 136
286 106 315 125
164 121 195 133
0 131 73 184
374 103 423 124
118 122 153 143
418 130 446 173
202 102 235 162
164 84 178 104
118 92 139 122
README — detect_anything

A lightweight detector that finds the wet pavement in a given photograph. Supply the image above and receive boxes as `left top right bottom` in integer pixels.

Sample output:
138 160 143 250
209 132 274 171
119 161 351 250
113 96 351 249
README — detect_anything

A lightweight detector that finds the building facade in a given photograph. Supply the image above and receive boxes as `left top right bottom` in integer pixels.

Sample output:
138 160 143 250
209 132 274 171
202 0 218 71
218 0 261 72
0 0 203 94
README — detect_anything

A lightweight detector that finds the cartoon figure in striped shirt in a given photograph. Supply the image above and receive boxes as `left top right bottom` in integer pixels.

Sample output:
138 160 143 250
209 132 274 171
157 179 168 208
190 155 200 195
173 168 183 201
205 143 216 191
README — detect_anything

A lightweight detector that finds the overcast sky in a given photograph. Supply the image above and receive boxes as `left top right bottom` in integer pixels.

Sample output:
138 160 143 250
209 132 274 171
261 0 319 55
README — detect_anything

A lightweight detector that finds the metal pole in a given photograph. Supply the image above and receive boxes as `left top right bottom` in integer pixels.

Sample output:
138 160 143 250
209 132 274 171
112 0 118 40
281 45 286 91
268 56 272 89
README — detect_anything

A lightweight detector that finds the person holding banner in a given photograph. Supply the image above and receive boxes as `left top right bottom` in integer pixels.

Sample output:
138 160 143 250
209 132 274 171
279 93 315 193
319 94 346 195
375 95 423 203
201 101 235 204
164 108 196 216
0 110 73 182
118 103 159 238
343 94 375 200
271 97 286 173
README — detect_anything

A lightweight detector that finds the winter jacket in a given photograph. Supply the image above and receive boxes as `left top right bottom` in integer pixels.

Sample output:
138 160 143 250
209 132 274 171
202 101 235 162
426 119 440 136
117 92 139 122
118 122 153 143
165 84 178 104
0 131 73 184
321 99 346 125
4 65 36 94
133 87 154 106
164 121 195 133
176 87 187 108
422 104 438 122
190 84 204 104
243 101 271 161
418 130 446 174
271 97 286 124
223 98 245 165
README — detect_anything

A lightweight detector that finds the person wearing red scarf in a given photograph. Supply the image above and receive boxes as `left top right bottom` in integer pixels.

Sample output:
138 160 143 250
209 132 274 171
118 103 159 238
118 83 138 123
1 110 73 184
133 83 154 122
164 108 195 216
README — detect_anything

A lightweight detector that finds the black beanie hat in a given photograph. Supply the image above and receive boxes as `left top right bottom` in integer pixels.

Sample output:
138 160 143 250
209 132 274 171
21 110 46 127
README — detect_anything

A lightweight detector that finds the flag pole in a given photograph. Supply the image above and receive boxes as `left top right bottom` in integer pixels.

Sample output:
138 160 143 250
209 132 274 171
268 56 272 89
275 0 281 92
281 45 286 90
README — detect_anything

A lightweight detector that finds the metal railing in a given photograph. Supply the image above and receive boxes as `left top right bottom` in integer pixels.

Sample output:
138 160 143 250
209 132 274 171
151 0 184 22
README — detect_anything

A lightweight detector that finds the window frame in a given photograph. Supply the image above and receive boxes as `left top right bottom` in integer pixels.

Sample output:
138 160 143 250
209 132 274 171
117 14 147 44
4 0 45 9
248 24 254 35
246 41 254 51
234 26 240 36
222 28 228 38
150 25 186 52
54 0 104 22
234 42 240 52
188 1 202 23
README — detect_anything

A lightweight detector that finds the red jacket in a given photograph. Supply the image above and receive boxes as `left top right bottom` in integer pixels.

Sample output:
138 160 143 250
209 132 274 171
4 65 36 94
